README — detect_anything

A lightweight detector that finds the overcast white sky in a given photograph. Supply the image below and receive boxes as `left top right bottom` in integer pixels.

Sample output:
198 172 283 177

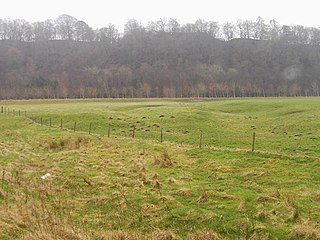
2 0 319 31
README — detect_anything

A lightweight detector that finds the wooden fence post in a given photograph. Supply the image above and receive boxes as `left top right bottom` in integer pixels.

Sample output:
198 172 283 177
108 124 111 137
60 119 63 129
199 130 203 149
160 128 163 143
252 132 256 152
73 121 77 132
40 117 43 127
89 123 92 134
132 126 135 138
1 106 3 113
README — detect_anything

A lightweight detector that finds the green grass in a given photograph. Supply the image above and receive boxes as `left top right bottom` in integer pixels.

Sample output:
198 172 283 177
0 98 319 239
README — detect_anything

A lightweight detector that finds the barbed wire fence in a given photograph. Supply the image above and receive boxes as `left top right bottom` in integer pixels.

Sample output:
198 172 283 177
0 105 256 152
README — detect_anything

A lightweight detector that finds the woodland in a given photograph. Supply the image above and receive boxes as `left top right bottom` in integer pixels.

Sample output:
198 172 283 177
1 15 320 99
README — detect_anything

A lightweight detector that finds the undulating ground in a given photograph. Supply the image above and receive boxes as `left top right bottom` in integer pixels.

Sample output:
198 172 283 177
0 98 319 239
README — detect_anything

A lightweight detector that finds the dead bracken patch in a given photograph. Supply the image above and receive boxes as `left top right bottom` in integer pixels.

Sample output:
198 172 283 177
153 151 174 168
48 136 87 150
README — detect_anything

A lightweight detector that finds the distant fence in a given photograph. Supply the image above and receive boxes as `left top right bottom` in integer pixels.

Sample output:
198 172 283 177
0 106 257 152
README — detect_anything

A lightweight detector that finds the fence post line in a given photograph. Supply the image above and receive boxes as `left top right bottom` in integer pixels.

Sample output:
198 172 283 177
60 119 63 130
40 117 43 127
252 132 256 152
199 130 203 149
108 124 111 138
1 106 3 113
73 121 77 132
160 128 163 143
132 126 135 138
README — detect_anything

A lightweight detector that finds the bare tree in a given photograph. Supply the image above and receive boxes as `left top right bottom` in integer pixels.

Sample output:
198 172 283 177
96 24 119 44
0 19 9 40
55 14 77 40
268 19 281 41
74 20 94 41
124 19 144 35
167 18 180 34
254 17 268 40
195 19 208 33
208 21 220 38
32 20 56 41
223 22 235 41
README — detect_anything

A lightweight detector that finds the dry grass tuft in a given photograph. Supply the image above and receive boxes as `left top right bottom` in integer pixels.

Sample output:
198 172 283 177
0 189 5 198
314 192 320 202
102 231 142 240
287 207 300 222
178 188 192 197
253 204 267 220
154 151 174 168
286 195 300 222
256 194 277 203
290 223 320 240
237 201 245 213
256 209 267 220
197 192 209 203
153 180 162 189
215 193 237 200
134 162 146 173
139 173 151 185
151 230 178 240
167 178 177 184
159 195 168 203
152 173 160 180
270 189 281 198
139 149 145 156
186 230 221 240
26 225 89 240
242 171 270 179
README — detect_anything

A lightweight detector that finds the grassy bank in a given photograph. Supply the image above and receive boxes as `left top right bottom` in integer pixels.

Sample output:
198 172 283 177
0 98 319 239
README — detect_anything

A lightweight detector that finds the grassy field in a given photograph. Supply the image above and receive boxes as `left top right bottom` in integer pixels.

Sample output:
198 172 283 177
0 98 319 239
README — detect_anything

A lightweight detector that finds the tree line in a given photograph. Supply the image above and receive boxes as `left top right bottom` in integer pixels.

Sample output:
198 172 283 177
1 15 320 99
